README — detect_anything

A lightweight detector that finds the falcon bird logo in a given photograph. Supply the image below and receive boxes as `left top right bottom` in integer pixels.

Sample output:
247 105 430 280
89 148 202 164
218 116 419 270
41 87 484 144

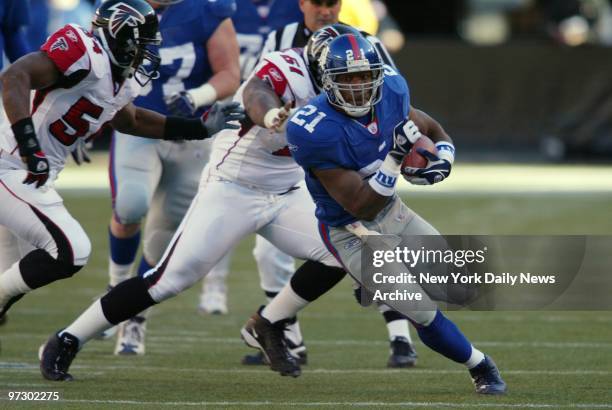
108 2 145 39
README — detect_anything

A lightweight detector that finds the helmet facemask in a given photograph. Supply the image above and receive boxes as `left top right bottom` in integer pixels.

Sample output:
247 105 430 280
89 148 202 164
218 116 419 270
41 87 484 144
322 52 383 117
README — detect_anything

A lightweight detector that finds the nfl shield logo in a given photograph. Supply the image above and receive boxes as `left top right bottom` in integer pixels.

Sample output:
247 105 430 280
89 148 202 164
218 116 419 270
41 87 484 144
367 121 378 135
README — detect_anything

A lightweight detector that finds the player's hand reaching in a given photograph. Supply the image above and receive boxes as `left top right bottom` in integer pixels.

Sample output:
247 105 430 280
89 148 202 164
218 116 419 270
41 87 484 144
402 149 452 185
264 101 295 132
202 101 245 136
71 139 93 166
389 119 422 163
11 117 50 188
166 91 197 117
22 151 50 188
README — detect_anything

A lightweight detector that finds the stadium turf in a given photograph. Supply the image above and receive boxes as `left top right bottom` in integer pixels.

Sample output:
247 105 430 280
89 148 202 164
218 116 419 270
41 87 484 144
0 190 611 409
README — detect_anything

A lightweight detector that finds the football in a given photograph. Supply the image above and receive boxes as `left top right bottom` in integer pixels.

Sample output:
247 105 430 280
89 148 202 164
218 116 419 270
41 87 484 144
402 135 437 170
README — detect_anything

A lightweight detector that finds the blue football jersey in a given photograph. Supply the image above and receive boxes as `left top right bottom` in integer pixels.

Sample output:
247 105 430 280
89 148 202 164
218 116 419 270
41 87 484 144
232 0 302 79
0 0 31 70
286 67 410 227
135 0 236 114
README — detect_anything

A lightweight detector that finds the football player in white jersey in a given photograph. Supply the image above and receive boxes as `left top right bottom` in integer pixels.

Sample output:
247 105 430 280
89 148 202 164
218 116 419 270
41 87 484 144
39 23 363 381
0 0 244 326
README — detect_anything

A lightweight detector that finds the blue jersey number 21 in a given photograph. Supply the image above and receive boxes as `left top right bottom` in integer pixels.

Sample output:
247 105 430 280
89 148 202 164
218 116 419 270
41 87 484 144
290 105 327 134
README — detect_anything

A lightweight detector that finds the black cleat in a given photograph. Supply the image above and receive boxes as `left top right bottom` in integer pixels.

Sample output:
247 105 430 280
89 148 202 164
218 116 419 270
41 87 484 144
469 356 507 395
242 346 307 366
387 336 418 368
240 310 301 377
40 331 79 381
0 294 24 325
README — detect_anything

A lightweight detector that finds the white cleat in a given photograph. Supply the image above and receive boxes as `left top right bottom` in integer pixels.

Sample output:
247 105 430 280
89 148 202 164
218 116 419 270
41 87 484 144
198 288 228 315
114 317 146 356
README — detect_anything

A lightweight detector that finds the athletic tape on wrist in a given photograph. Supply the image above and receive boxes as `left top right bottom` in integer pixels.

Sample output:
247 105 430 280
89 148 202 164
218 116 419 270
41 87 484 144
369 155 401 196
188 83 217 108
435 141 455 164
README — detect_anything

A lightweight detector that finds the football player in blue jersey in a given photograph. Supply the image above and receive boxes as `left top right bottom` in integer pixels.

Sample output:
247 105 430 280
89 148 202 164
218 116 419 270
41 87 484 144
248 34 507 394
0 0 32 326
232 0 303 81
104 0 241 355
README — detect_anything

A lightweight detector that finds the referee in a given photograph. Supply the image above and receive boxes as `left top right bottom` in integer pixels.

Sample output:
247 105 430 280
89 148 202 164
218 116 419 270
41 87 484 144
259 0 395 68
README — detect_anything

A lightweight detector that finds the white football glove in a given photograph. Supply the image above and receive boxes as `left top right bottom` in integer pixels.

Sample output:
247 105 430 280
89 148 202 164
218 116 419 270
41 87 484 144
263 102 295 132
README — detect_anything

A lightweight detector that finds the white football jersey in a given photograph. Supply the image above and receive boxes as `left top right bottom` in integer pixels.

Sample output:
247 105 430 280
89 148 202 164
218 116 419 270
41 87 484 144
0 24 142 172
207 48 316 194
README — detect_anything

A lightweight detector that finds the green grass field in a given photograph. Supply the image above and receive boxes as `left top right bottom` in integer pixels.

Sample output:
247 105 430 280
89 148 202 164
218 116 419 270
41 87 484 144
1 183 612 408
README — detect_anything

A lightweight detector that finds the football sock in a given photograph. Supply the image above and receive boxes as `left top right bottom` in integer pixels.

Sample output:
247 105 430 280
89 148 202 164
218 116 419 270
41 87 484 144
383 310 412 343
284 316 304 345
108 228 140 286
264 290 277 304
61 299 111 346
416 310 474 364
136 256 153 278
464 346 486 369
261 284 307 323
0 261 31 300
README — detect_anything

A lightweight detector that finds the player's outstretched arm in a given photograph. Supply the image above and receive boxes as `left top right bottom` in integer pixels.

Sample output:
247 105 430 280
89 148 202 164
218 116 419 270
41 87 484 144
1 52 60 187
243 76 292 131
166 19 240 116
112 102 245 140
313 168 393 221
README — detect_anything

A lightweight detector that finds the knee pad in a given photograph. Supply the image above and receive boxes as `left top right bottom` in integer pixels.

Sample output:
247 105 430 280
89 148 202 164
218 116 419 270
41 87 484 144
19 249 84 289
100 276 156 324
290 260 346 302
114 183 150 224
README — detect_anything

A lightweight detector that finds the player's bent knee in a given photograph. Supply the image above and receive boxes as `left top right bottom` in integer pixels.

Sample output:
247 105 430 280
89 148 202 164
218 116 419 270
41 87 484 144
114 183 150 224
407 310 437 327
19 249 85 289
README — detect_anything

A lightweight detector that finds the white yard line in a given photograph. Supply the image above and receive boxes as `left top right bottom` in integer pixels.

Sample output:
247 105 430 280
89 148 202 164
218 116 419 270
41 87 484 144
0 398 610 408
2 333 611 349
1 363 610 376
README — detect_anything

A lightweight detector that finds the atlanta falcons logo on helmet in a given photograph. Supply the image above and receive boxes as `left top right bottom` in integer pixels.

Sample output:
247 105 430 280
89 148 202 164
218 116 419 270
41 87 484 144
108 2 146 39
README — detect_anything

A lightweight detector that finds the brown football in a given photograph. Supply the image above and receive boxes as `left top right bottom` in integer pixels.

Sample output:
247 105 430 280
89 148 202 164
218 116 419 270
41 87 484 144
402 135 437 170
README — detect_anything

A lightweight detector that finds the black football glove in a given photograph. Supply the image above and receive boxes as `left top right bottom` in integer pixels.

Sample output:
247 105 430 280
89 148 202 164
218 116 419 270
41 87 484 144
12 117 50 188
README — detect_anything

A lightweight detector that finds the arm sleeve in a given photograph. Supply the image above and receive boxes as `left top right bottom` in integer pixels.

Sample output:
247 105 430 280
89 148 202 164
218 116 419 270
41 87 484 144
40 25 90 76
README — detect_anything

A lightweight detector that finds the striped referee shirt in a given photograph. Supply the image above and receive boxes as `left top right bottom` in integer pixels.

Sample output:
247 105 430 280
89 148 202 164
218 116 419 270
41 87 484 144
258 21 397 68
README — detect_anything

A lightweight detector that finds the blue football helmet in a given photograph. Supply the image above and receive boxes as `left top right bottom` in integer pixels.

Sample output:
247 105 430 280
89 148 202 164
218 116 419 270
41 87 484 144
304 23 362 90
321 34 384 117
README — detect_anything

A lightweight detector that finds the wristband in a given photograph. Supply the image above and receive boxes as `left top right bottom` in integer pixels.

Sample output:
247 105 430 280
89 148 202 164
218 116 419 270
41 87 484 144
188 83 217 109
11 117 40 156
435 141 455 164
368 155 401 196
163 116 208 140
